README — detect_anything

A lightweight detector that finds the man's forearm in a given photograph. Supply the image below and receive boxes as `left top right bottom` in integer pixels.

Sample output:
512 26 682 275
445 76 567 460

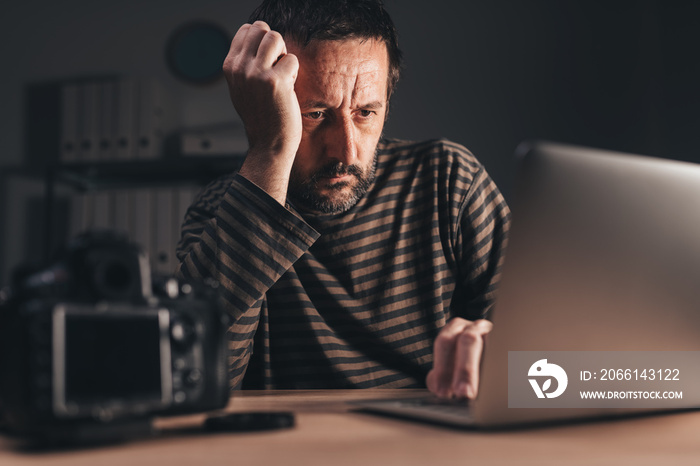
224 21 302 207
176 173 319 388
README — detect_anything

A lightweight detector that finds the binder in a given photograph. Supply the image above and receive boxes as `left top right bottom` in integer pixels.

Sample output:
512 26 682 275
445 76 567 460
135 79 169 160
98 81 117 161
131 188 153 262
111 190 131 237
176 186 198 230
77 82 100 162
59 83 79 163
90 191 111 230
68 193 91 238
2 178 47 282
179 123 248 156
174 186 199 256
115 78 136 160
153 188 177 274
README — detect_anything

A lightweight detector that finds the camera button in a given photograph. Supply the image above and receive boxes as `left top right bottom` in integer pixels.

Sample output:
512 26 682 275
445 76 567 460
174 391 187 404
173 373 183 390
185 369 203 387
170 318 195 346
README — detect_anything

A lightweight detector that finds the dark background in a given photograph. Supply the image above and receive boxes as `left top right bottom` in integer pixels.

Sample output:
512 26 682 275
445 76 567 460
1 0 699 284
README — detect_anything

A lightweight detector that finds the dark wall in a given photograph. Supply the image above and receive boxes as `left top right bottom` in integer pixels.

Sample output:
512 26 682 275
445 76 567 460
385 0 700 194
2 0 699 184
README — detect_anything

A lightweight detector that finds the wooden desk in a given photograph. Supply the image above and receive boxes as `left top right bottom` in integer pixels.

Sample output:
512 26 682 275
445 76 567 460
2 389 699 465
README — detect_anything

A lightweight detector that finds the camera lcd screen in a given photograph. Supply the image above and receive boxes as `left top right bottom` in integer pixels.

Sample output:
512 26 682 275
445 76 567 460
63 313 164 404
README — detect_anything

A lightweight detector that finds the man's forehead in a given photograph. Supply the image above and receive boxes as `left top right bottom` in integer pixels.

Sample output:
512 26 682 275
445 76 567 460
286 36 388 61
288 38 389 103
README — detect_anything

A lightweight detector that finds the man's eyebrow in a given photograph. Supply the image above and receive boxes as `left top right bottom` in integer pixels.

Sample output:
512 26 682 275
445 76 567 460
301 100 329 109
359 101 384 110
300 100 385 109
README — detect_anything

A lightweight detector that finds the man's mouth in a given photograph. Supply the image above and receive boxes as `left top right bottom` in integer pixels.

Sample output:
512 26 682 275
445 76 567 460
308 163 363 190
323 173 353 181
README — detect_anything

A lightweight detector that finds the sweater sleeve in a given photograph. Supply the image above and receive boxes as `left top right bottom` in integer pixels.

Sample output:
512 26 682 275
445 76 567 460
454 164 511 320
175 173 320 388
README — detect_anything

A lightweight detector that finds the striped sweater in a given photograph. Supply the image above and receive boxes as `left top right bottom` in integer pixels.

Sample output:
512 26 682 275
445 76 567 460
176 138 510 390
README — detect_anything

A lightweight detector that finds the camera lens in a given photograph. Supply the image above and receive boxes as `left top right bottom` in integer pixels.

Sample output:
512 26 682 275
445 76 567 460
104 262 130 288
93 256 134 300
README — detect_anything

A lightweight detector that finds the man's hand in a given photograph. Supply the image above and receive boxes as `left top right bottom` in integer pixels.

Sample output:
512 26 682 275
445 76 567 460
222 21 302 204
426 318 493 399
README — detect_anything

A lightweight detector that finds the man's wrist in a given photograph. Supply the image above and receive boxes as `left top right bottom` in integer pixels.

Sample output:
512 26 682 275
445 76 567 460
238 152 294 206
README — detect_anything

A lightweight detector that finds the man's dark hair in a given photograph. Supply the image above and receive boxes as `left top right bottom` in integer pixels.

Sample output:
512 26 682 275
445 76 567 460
249 0 402 98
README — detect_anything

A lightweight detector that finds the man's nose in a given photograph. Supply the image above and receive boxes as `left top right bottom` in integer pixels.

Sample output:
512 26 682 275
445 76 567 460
326 118 357 166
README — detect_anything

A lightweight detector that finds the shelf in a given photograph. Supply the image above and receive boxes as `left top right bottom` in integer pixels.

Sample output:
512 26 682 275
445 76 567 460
3 155 246 263
51 156 245 191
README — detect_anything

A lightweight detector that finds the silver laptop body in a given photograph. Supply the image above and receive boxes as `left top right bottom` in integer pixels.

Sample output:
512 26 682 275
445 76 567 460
355 141 700 427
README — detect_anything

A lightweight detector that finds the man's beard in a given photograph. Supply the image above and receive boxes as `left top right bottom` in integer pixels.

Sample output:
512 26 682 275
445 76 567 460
288 153 377 214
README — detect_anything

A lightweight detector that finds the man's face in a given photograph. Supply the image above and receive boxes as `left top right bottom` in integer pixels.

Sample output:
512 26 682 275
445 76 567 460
286 38 389 214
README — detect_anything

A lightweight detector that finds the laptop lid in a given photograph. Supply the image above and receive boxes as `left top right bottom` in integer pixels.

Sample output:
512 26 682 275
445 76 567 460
474 141 700 426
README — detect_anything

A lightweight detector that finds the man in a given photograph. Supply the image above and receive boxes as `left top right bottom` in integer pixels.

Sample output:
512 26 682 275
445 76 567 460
176 0 510 399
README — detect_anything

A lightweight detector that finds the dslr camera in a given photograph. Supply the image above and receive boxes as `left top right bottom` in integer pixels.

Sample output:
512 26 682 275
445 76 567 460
0 231 230 443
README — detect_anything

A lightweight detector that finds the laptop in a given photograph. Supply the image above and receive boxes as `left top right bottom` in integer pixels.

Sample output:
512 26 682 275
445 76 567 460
353 141 700 427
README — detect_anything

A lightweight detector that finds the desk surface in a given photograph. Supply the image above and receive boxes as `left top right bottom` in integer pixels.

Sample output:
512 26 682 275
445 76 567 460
2 389 699 465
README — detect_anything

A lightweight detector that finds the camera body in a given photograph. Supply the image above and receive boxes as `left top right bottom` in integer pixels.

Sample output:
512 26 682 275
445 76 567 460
0 231 230 441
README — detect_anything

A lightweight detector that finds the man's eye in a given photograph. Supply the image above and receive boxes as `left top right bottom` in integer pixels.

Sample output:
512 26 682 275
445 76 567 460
358 110 375 118
305 111 324 120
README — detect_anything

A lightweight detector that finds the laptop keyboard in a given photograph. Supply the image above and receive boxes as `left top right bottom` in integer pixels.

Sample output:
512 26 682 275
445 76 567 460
354 396 476 425
395 397 472 414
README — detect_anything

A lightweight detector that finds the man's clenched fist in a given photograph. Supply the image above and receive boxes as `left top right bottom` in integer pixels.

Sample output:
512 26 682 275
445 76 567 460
223 21 302 204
